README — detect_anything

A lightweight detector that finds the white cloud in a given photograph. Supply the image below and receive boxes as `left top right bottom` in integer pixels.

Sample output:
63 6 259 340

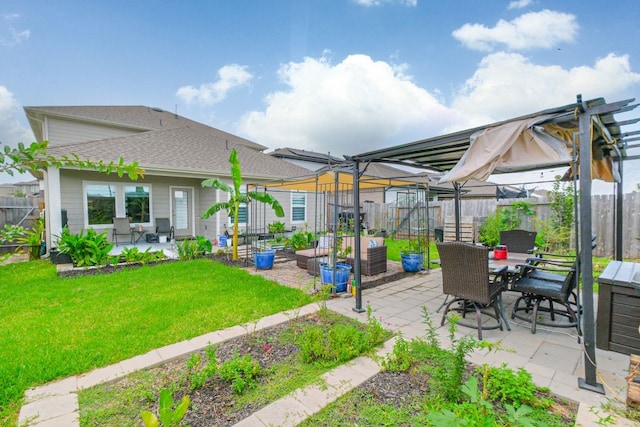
1 13 30 47
176 64 252 105
0 86 37 183
236 54 460 154
508 0 533 10
451 52 640 125
353 0 417 7
452 9 578 51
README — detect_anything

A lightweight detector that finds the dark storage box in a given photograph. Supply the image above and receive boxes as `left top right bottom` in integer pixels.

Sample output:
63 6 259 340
597 261 640 355
146 234 159 243
50 249 73 264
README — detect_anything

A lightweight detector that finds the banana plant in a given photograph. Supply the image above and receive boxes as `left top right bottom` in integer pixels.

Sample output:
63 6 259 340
141 389 189 427
201 149 284 261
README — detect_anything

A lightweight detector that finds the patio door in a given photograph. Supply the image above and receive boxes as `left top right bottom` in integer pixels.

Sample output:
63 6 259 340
171 187 194 238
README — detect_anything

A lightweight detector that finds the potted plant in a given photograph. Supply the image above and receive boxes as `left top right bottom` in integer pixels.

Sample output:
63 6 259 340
400 237 427 272
319 239 352 292
254 248 276 270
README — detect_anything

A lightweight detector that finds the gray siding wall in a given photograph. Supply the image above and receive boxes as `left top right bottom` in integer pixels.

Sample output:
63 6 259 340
59 171 328 242
47 118 138 146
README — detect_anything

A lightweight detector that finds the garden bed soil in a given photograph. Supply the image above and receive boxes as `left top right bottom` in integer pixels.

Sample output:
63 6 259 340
82 312 577 427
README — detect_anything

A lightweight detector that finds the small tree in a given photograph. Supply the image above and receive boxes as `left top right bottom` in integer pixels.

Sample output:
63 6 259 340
201 149 284 261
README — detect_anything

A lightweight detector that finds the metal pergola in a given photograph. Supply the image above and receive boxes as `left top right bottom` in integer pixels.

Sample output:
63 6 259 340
348 95 640 394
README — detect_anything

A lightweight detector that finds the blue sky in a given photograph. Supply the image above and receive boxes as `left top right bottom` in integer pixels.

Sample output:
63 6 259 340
1 0 639 191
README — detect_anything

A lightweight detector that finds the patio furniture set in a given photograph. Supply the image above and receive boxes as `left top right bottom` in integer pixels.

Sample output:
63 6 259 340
111 217 174 246
295 235 388 276
437 229 586 340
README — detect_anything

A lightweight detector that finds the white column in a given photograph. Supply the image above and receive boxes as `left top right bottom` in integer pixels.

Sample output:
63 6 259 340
46 167 62 251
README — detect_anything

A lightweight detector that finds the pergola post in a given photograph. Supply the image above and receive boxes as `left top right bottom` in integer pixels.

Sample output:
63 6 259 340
577 97 605 394
615 159 623 261
352 159 365 313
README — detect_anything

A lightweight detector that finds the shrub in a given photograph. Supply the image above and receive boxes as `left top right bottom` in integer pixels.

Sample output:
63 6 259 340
218 353 262 395
56 226 114 267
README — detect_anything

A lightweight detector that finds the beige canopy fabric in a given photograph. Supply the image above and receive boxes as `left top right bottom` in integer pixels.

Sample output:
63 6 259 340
438 114 573 183
252 171 423 192
438 113 618 184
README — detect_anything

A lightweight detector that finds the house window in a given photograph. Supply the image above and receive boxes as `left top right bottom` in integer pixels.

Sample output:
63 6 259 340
84 182 152 227
229 194 248 225
125 186 150 223
291 192 306 222
86 184 116 225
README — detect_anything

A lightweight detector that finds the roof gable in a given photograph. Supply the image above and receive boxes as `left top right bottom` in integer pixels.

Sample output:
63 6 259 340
24 105 266 151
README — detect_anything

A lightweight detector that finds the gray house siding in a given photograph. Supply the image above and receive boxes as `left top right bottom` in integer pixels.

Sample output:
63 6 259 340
47 118 137 146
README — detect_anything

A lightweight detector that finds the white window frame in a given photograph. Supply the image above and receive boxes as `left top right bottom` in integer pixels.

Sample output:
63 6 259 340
291 191 307 224
228 192 248 226
82 181 153 229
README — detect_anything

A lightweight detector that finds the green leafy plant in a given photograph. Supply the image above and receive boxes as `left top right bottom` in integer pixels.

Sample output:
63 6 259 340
399 236 427 256
140 389 190 427
120 246 166 264
0 218 44 260
478 210 502 247
289 228 314 250
0 140 144 179
500 201 535 230
485 364 550 409
201 149 285 261
55 226 114 267
297 306 386 365
267 221 286 234
175 236 211 261
185 346 218 391
382 335 412 372
218 352 262 395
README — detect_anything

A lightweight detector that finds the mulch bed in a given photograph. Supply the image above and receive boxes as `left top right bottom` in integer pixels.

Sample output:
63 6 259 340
86 311 577 427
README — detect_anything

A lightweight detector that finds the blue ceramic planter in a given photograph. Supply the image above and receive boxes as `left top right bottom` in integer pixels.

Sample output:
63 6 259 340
319 262 351 292
254 249 276 270
401 253 423 272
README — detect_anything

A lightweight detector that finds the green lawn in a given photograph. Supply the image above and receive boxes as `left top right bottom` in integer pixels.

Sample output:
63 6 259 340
0 259 311 426
384 238 440 265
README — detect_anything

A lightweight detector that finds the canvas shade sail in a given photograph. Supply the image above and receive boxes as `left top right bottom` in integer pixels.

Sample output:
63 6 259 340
252 171 422 192
438 114 616 184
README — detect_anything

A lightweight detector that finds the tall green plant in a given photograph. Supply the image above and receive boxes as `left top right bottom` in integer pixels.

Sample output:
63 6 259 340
55 227 114 267
201 149 284 261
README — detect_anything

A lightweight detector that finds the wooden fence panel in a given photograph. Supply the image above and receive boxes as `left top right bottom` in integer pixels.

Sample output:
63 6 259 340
361 194 640 258
0 197 41 229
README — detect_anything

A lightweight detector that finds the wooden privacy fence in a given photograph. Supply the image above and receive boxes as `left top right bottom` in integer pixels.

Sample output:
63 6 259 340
0 197 41 229
361 194 640 259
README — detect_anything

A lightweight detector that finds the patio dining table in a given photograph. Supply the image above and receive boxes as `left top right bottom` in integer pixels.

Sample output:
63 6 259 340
488 252 532 289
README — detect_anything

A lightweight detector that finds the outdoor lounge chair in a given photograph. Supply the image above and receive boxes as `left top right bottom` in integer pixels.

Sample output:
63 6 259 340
344 236 387 276
499 229 537 254
112 217 134 246
155 218 174 241
436 241 510 340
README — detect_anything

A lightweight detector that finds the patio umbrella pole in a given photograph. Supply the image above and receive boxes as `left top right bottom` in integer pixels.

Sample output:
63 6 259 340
352 159 365 313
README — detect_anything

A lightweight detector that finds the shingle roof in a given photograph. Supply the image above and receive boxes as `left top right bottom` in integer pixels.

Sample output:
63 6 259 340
45 126 311 180
24 105 266 150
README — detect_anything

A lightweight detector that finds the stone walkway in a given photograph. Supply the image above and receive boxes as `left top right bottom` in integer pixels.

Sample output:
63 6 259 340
19 260 636 426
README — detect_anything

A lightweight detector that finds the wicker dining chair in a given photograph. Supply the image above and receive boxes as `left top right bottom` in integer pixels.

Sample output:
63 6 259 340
436 241 510 340
511 260 578 334
499 230 537 254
